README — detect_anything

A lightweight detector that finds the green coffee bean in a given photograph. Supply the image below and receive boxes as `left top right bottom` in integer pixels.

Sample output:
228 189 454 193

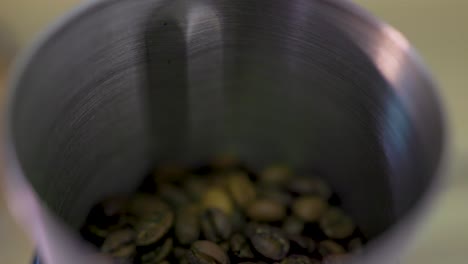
227 171 256 208
139 238 173 264
202 187 234 215
257 187 293 206
188 240 230 264
176 204 201 245
292 196 328 222
288 177 331 199
200 208 232 242
319 208 355 239
260 165 292 185
246 223 290 260
135 210 174 246
246 199 286 222
101 228 135 258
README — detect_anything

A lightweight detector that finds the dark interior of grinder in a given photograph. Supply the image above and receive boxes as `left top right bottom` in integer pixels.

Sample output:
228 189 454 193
81 156 367 264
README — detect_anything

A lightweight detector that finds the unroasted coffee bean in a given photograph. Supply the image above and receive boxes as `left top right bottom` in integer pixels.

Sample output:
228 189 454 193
280 255 320 264
318 240 346 257
135 210 174 246
157 183 190 208
287 177 331 199
257 187 293 206
292 196 328 222
201 208 232 242
188 240 230 264
101 229 135 257
202 187 234 215
230 233 254 258
227 171 256 208
246 199 286 222
260 165 292 185
247 223 290 260
282 216 304 235
139 238 173 264
176 204 201 245
111 244 136 259
319 208 355 239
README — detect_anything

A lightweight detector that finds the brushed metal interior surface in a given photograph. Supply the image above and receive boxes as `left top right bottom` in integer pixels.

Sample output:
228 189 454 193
6 0 445 263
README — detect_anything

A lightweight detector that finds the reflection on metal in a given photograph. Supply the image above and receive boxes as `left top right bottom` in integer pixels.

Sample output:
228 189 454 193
372 24 411 87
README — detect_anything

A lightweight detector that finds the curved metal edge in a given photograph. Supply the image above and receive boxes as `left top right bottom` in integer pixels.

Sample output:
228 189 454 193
2 0 118 263
341 0 449 158
2 0 116 191
4 0 113 166
320 1 449 263
326 0 448 137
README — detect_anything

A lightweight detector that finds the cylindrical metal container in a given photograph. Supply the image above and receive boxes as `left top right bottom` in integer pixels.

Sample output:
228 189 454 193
4 0 446 263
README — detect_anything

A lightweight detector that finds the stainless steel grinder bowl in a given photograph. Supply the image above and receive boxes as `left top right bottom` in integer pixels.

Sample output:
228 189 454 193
4 0 446 263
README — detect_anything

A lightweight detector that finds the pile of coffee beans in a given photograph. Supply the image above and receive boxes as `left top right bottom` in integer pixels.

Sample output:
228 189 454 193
81 157 366 264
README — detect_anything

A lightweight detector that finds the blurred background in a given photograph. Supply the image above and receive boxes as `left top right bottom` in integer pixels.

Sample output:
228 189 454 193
0 0 466 263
